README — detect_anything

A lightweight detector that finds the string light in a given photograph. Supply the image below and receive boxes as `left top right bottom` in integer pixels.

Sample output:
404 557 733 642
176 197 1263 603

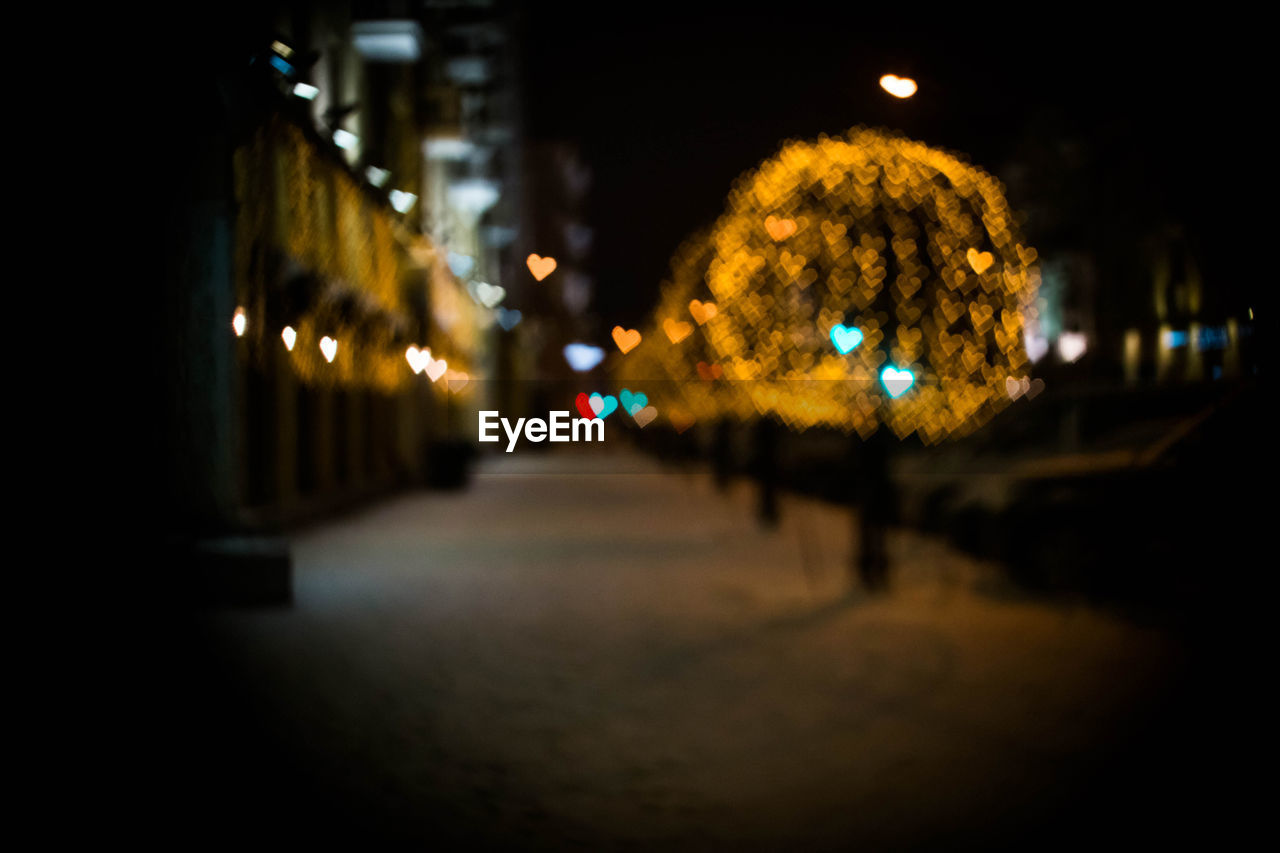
232 117 480 394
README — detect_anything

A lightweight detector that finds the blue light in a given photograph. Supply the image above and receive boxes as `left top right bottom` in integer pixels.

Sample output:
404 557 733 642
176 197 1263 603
447 253 475 278
829 324 863 354
1163 330 1188 349
563 343 605 372
1196 326 1228 350
269 55 295 77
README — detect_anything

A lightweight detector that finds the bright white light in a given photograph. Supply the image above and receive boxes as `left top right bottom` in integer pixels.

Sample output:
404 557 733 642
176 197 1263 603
319 336 337 363
333 129 358 150
352 20 423 62
292 82 319 100
1058 332 1087 363
563 343 606 373
879 74 918 98
1025 332 1049 364
880 365 915 398
424 138 476 161
448 179 500 218
281 326 296 351
471 282 506 308
365 165 390 187
425 356 447 382
232 307 247 337
389 190 417 214
405 345 428 374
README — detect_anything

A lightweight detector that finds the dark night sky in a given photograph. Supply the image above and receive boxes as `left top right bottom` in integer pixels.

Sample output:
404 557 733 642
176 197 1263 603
522 8 1264 331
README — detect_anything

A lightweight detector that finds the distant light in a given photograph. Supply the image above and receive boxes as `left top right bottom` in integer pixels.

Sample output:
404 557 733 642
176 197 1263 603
292 82 319 100
232 307 247 337
496 308 522 331
353 33 421 62
879 74 917 98
1058 332 1087 363
352 20 423 62
448 178 500 218
333 129 358 150
1025 331 1049 363
482 225 518 248
563 343 606 373
1196 326 1229 350
365 165 390 187
424 138 476 161
270 40 294 59
445 369 470 392
269 55 295 77
1162 329 1187 349
1248 307 1254 320
445 56 491 86
319 336 337 363
447 252 475 278
471 281 506 308
281 326 296 351
526 253 557 281
1006 376 1031 399
389 189 417 214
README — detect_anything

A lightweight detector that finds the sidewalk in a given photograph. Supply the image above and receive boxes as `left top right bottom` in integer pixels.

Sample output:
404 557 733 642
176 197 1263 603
187 448 1195 848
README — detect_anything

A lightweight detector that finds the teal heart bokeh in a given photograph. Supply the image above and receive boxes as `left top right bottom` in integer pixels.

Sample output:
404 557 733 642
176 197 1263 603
830 323 863 354
590 392 618 418
619 388 648 417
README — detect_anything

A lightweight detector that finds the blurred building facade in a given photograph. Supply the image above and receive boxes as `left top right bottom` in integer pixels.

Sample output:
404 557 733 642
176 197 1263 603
1002 121 1257 391
519 141 595 411
161 0 525 539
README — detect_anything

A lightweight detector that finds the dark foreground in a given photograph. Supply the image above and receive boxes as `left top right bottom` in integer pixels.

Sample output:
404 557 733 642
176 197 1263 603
127 451 1263 849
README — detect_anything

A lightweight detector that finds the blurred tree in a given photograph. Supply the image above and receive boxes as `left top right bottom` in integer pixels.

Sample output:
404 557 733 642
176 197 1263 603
616 127 1041 585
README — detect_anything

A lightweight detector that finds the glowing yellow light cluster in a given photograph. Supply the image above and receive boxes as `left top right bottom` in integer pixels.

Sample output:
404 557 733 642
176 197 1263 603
232 117 477 394
620 126 1040 444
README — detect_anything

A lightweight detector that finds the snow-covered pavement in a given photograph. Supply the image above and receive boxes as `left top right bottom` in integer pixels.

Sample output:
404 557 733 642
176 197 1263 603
187 449 1195 848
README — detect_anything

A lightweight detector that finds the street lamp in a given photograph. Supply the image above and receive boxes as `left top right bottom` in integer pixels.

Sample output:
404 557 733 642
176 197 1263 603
879 74 917 98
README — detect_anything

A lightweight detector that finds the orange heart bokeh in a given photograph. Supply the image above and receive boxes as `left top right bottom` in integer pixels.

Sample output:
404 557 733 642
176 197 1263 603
612 326 642 354
764 215 797 241
526 253 558 281
688 299 718 325
966 248 994 274
663 318 693 343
